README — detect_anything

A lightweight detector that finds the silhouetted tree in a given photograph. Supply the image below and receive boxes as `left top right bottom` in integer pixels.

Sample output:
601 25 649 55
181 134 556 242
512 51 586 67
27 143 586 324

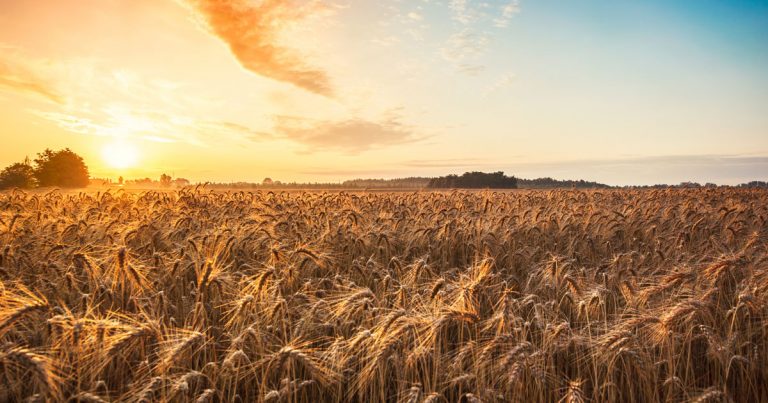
160 173 172 187
174 178 190 187
0 160 36 189
33 148 89 188
738 181 767 188
517 177 610 189
342 177 431 188
428 171 517 189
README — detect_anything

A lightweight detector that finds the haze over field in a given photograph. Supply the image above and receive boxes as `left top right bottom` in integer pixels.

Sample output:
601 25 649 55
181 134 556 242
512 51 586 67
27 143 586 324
1 0 767 185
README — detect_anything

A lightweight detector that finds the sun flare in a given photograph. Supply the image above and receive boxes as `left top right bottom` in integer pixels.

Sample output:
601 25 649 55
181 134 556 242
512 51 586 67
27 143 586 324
102 140 139 169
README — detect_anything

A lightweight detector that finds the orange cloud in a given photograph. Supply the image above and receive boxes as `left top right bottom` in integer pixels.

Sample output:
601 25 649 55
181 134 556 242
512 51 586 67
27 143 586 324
273 114 422 153
186 0 333 96
0 52 62 103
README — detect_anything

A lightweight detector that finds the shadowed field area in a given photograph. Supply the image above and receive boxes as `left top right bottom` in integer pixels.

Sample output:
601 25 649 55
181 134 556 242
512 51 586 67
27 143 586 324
0 188 766 402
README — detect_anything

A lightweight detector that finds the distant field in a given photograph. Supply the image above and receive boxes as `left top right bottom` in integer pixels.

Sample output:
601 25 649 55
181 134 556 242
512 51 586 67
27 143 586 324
0 188 766 402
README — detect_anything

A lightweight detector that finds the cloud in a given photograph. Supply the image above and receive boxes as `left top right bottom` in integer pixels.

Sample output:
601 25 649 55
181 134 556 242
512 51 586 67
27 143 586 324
33 111 106 135
448 0 474 25
494 0 520 28
447 0 520 28
185 0 333 96
2 52 270 148
197 120 273 141
407 11 424 22
0 50 63 103
484 72 515 95
371 35 401 47
402 158 493 168
35 107 269 147
273 113 422 153
296 167 407 177
437 0 521 74
457 64 486 76
440 29 489 64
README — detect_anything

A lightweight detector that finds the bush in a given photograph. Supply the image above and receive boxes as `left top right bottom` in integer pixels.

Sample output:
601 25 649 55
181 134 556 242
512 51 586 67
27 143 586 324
33 148 89 188
0 162 36 189
427 171 517 189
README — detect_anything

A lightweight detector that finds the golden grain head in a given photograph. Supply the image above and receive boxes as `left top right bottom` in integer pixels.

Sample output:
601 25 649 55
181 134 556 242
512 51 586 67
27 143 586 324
0 188 764 401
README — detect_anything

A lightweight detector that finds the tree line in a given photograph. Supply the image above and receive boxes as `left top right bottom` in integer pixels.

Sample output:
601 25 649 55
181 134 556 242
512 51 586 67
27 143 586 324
427 171 519 189
0 149 89 190
518 177 610 189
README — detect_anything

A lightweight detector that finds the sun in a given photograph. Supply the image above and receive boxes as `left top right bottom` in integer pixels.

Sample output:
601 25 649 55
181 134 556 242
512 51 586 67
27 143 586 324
102 139 139 169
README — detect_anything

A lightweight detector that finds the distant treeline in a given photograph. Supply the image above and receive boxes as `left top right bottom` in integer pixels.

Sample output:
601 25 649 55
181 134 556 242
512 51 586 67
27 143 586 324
205 181 349 190
427 171 518 189
342 177 431 188
355 174 612 189
736 181 767 188
202 173 612 190
191 175 768 191
630 181 768 189
518 177 611 189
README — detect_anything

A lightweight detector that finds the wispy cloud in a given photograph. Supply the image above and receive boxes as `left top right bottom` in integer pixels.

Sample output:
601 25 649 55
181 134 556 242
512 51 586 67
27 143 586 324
448 0 475 25
494 0 520 28
273 112 422 153
0 47 269 147
457 64 486 76
448 0 521 27
402 157 493 168
4 43 422 155
407 11 424 22
0 49 63 104
485 72 515 95
295 167 407 177
440 28 489 69
371 35 401 47
185 0 334 96
36 107 268 147
200 121 272 141
437 1 521 74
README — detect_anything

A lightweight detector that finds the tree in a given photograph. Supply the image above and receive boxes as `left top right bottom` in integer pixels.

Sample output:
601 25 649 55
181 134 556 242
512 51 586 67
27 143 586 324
0 161 36 189
160 173 172 187
33 148 89 188
174 178 190 187
263 177 273 186
427 171 518 189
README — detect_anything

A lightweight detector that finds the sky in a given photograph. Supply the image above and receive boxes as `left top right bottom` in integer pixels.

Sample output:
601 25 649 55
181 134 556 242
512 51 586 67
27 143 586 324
0 0 766 186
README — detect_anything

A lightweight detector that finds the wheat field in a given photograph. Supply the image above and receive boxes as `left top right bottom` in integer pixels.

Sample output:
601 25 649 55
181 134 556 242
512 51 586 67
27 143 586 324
0 187 766 402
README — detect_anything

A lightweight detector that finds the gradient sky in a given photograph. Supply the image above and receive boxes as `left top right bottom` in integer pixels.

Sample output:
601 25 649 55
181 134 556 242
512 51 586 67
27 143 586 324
1 0 766 185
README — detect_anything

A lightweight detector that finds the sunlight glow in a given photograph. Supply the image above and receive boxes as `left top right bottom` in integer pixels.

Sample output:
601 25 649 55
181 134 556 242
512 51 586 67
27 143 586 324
102 139 139 169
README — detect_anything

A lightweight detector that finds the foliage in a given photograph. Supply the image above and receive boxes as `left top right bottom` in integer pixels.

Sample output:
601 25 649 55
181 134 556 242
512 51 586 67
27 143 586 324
518 176 610 189
427 171 518 188
738 181 768 188
32 148 89 188
342 177 431 188
160 174 172 187
205 175 611 190
0 162 36 190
